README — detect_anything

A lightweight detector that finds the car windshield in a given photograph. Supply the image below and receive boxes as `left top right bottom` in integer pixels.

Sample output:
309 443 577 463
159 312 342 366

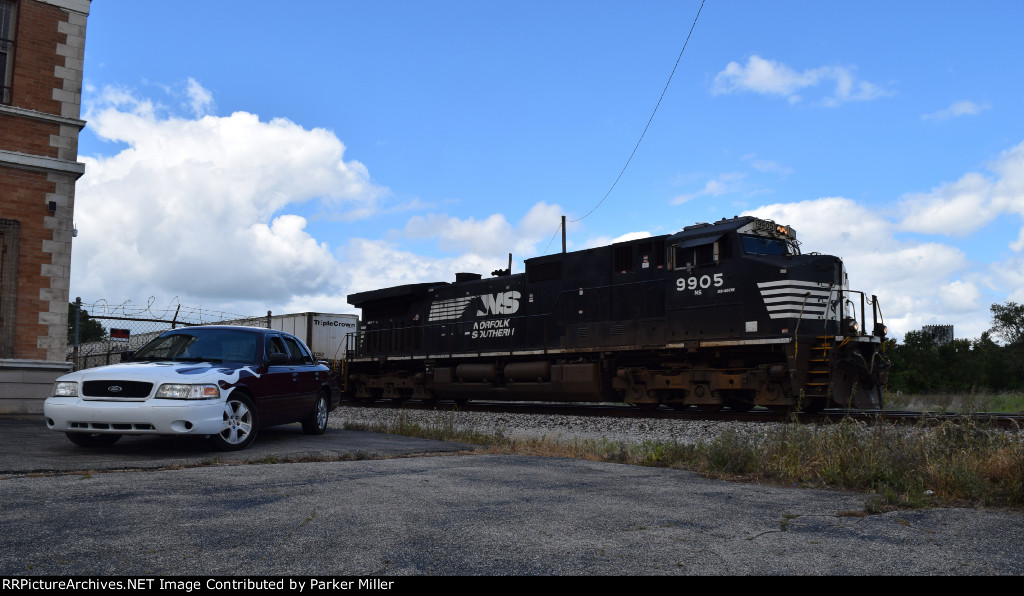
133 329 260 364
740 235 799 256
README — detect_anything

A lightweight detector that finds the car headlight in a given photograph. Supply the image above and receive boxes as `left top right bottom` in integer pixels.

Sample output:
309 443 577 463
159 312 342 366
156 383 221 400
53 381 79 397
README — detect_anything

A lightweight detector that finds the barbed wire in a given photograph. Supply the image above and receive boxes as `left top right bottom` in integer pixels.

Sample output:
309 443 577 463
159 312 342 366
79 297 260 326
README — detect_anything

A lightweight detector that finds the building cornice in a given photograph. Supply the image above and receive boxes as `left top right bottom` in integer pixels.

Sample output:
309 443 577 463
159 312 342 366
0 104 87 129
0 149 85 178
36 0 91 15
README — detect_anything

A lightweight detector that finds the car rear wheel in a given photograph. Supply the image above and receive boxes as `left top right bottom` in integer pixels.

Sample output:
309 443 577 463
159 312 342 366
209 393 258 451
302 391 329 435
65 432 122 448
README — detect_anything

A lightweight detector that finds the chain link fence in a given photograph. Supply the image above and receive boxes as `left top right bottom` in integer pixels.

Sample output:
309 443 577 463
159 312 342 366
68 298 270 371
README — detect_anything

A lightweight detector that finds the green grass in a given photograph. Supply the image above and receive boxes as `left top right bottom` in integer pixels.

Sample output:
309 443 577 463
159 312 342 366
345 411 1024 512
885 390 1024 413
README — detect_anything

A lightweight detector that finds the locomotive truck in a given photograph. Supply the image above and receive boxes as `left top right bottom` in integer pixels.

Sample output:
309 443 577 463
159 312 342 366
343 216 890 412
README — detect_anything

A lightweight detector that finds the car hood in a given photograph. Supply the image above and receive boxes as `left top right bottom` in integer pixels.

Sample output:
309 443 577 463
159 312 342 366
59 361 261 385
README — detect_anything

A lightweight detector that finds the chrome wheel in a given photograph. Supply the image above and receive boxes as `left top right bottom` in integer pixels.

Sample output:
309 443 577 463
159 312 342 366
210 394 258 451
302 391 329 435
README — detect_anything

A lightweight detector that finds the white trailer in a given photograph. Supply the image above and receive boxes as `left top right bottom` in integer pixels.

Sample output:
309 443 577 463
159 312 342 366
268 312 358 364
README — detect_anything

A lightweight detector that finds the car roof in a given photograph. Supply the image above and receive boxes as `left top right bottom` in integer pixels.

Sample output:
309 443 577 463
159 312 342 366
161 325 277 335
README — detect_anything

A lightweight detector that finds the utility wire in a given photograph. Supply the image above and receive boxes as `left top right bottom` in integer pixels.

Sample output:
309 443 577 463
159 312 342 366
543 0 707 254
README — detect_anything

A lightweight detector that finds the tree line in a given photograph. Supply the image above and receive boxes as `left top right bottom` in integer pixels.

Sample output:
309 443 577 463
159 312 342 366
887 302 1024 394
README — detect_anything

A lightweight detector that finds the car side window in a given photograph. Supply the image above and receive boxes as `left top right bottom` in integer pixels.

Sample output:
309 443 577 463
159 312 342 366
266 336 288 364
282 336 314 365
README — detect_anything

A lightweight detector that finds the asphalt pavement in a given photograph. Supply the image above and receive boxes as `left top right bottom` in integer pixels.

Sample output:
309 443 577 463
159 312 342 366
1 414 1022 576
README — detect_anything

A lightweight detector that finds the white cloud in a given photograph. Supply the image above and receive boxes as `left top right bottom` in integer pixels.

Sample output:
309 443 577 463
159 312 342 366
186 77 214 117
922 100 991 121
671 173 746 204
746 157 793 177
711 55 891 106
940 280 981 311
583 230 652 249
74 82 385 308
743 197 982 338
402 201 567 264
73 83 576 316
898 140 1024 243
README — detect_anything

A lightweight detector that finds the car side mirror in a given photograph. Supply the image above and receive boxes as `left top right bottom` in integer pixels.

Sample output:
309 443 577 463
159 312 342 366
267 353 288 366
120 351 135 362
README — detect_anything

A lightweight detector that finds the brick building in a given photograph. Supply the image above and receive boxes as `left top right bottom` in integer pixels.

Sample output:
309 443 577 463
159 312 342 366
0 0 90 413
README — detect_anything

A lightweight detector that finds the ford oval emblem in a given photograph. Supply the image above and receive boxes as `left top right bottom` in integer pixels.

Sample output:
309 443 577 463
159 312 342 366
108 385 123 393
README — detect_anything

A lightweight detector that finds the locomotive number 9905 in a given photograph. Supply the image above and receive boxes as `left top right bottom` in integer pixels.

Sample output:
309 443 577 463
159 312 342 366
676 273 724 294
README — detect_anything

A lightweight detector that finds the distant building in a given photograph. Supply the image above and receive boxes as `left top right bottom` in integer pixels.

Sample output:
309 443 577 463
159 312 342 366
0 0 91 413
922 324 954 346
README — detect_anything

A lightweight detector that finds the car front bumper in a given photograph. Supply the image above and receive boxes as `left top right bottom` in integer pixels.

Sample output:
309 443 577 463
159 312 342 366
44 397 227 436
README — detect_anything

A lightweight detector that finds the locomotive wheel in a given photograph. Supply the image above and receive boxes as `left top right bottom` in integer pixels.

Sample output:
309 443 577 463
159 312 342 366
698 404 723 413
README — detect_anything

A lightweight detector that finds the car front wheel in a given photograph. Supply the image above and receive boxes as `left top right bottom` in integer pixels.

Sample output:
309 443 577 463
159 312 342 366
302 391 329 435
65 432 122 448
210 393 258 451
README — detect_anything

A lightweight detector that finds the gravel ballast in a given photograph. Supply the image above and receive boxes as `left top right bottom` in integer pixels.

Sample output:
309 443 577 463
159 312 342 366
330 405 789 445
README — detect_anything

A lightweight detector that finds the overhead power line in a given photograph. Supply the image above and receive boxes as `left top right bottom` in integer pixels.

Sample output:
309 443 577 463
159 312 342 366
543 0 707 254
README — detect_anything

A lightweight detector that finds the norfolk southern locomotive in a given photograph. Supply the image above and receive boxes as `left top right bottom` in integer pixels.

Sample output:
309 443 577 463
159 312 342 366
344 216 889 411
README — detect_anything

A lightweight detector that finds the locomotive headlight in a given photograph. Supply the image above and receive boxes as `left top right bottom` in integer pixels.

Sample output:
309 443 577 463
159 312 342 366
873 323 888 338
842 318 859 334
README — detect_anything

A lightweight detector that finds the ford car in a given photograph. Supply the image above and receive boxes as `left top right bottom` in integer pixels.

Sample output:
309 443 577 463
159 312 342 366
44 326 338 451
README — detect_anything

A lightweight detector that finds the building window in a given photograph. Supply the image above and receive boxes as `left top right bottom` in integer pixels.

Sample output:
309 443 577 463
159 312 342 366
0 219 20 358
0 0 16 106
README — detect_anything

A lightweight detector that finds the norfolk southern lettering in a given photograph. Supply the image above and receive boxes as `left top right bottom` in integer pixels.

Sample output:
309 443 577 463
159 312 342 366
470 318 515 339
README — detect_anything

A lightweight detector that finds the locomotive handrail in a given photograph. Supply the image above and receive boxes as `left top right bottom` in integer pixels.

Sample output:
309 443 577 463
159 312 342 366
824 286 885 339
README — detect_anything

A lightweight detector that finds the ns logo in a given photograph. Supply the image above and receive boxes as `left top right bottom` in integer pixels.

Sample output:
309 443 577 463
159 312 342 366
477 291 521 316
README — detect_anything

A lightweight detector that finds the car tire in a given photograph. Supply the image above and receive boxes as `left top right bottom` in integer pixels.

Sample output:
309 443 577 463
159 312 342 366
65 432 122 448
302 391 329 435
209 392 258 451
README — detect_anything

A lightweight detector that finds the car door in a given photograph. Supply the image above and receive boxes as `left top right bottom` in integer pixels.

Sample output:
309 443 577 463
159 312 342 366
258 333 299 424
279 334 321 420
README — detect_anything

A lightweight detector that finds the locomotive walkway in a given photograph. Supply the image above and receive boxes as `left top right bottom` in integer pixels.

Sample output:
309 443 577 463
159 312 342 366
1 415 1022 575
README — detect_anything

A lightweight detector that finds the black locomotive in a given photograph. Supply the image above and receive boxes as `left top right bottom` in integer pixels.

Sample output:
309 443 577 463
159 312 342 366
344 216 889 411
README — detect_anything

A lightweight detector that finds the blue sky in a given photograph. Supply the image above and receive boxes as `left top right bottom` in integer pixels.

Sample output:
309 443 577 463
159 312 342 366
71 0 1024 341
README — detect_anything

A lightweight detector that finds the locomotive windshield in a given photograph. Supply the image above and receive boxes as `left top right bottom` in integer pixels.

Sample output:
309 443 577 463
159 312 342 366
740 235 799 256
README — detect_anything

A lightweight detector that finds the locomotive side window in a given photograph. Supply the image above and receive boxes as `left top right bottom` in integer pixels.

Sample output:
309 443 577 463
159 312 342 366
637 240 665 269
614 245 633 273
672 236 721 270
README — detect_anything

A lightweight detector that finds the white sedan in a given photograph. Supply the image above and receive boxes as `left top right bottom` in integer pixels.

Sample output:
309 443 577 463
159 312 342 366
45 326 337 450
